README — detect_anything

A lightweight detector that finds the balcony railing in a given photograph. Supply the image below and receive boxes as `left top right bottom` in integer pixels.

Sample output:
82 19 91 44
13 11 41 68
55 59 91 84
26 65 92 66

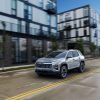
84 20 89 27
46 3 57 14
30 28 51 37
0 20 26 34
90 23 97 28
0 20 56 38
64 25 72 30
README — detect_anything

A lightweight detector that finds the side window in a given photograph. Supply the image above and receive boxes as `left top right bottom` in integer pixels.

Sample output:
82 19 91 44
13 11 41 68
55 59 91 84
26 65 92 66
72 51 79 57
67 51 73 58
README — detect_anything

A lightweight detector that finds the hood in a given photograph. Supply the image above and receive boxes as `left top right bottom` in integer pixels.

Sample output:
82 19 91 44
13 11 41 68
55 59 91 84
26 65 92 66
36 57 61 63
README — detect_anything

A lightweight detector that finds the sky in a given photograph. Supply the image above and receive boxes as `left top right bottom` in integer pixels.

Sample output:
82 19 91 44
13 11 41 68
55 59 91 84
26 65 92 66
57 0 100 13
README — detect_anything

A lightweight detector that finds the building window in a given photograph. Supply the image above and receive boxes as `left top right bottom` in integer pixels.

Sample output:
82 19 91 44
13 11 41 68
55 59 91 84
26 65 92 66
76 30 79 37
84 29 87 36
12 37 27 63
11 0 17 15
47 14 51 25
0 35 3 59
84 20 89 27
39 0 44 8
65 13 71 21
74 23 77 28
83 7 89 17
18 20 22 32
59 15 63 22
66 31 71 38
24 3 33 20
24 3 28 19
79 20 81 27
28 6 33 20
74 10 76 19
32 40 43 59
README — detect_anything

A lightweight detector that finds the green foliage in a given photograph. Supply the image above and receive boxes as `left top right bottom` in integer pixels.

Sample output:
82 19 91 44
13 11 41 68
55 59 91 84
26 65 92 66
50 34 58 51
75 39 84 54
89 42 96 53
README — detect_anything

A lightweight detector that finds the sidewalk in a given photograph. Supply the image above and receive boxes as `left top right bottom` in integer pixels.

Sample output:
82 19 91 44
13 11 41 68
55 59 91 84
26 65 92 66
0 64 34 72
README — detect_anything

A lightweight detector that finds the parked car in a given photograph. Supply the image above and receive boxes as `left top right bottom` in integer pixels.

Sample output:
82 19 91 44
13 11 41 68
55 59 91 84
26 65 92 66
35 50 85 78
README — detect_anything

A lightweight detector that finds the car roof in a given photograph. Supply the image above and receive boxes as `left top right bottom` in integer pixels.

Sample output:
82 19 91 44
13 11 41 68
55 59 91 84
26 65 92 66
56 49 78 52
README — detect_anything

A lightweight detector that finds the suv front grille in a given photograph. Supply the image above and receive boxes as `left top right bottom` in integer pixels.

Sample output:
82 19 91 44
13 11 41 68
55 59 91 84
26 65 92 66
36 63 52 68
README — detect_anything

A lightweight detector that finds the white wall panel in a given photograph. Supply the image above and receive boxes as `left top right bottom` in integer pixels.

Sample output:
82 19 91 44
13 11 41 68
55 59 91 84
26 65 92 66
0 0 11 14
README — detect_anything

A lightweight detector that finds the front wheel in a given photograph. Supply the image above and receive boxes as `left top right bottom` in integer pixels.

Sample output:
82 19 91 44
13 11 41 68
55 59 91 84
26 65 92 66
78 62 85 73
59 65 68 78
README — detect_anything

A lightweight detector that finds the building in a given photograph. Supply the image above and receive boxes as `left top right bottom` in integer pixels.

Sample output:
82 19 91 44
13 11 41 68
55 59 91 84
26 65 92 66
58 5 100 54
0 0 57 67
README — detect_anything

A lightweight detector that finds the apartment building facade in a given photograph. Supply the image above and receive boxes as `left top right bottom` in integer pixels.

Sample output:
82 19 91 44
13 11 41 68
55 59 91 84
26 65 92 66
0 0 57 67
58 5 100 54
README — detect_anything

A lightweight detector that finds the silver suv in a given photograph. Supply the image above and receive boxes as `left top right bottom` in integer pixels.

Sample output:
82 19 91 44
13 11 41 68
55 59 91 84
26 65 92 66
35 50 85 78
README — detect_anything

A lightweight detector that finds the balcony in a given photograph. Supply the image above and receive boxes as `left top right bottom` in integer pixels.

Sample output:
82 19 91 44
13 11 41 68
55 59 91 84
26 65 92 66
0 20 26 33
46 3 57 14
30 28 51 38
64 25 72 30
84 20 89 27
90 23 97 28
0 20 55 38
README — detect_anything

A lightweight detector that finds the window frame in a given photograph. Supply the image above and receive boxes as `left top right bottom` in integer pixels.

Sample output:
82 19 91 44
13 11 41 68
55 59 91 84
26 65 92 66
72 51 79 57
11 0 17 16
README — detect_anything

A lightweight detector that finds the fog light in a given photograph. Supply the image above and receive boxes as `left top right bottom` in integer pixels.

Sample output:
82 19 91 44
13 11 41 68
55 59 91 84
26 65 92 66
53 65 58 70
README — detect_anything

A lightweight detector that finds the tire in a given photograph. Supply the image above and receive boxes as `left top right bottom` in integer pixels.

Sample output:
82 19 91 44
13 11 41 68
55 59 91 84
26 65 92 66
59 65 68 78
78 62 85 73
36 73 43 77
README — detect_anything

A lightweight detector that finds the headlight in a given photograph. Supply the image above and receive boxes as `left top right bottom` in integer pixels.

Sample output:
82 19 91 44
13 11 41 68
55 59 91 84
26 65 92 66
53 64 59 70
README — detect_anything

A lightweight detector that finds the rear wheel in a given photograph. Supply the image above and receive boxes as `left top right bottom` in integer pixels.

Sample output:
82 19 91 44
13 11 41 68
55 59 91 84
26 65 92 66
78 62 85 73
60 65 68 78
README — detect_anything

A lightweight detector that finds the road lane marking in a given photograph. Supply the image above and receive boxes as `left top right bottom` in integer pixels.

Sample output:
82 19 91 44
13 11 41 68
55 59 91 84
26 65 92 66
6 68 100 100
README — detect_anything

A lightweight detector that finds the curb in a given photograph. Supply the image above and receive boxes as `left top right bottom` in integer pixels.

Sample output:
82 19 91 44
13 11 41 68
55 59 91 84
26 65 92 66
0 64 34 74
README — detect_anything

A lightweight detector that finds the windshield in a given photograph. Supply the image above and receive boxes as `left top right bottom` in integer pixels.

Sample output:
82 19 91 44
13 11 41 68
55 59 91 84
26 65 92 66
46 51 67 58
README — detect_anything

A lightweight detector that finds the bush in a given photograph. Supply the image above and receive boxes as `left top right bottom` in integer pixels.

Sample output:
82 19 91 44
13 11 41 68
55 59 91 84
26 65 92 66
89 42 96 53
75 39 84 54
50 35 58 51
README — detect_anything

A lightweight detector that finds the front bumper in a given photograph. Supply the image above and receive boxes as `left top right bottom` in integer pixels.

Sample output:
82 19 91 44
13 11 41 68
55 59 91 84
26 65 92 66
35 68 60 75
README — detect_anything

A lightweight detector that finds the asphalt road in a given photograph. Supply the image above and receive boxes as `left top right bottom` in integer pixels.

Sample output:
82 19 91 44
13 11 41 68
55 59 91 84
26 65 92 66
0 59 100 100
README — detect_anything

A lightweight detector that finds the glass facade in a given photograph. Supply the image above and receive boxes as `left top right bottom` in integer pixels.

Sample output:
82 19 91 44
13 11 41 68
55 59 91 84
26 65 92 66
28 6 33 20
0 36 55 65
0 35 3 59
12 37 27 64
32 39 43 58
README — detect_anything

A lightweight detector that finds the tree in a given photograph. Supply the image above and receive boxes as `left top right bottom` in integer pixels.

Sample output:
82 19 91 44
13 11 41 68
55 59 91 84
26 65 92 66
50 34 58 51
89 42 96 53
75 39 84 54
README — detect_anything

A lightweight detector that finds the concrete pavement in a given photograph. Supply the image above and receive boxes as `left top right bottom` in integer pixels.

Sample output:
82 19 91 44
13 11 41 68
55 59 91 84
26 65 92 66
0 59 100 100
